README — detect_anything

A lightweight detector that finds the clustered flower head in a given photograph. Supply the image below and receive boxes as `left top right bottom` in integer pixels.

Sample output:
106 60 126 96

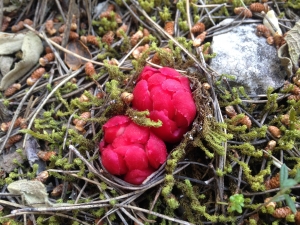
99 115 168 185
132 66 197 143
99 66 197 185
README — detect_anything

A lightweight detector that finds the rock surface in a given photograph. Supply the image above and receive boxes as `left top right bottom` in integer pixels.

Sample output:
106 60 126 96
210 19 286 95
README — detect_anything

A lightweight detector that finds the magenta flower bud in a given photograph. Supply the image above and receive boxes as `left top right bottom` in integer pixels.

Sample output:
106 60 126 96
99 115 168 185
132 66 197 143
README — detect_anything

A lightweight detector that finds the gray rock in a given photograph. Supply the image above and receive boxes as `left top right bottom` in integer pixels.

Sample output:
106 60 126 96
210 19 286 95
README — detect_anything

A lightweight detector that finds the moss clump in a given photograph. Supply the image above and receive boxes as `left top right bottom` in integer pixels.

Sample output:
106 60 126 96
92 16 119 35
230 156 271 191
176 0 187 19
286 0 300 9
194 117 232 158
159 7 172 22
126 108 162 127
138 0 155 13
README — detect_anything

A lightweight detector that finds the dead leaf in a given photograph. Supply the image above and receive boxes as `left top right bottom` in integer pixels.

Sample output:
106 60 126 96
278 43 293 78
65 40 91 70
0 32 24 54
285 20 300 71
7 179 51 207
0 31 43 90
0 56 14 76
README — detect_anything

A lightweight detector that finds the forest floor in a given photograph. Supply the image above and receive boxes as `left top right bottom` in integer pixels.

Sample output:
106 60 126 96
0 0 300 224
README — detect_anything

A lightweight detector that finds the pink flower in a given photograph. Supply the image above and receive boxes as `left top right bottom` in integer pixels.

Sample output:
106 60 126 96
99 115 168 185
132 66 196 143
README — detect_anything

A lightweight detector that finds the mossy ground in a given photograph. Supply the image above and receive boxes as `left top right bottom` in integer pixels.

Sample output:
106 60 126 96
0 0 300 224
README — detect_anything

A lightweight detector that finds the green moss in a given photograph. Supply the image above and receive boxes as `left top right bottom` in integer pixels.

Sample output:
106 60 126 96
275 108 300 151
210 0 227 4
176 37 193 52
229 143 263 157
70 91 103 111
193 15 200 24
48 171 74 181
286 0 300 9
36 216 45 225
230 156 271 191
286 213 295 222
59 82 78 94
138 0 154 13
220 96 242 107
3 98 10 107
265 205 275 214
167 197 180 209
97 51 117 61
202 42 217 60
248 218 257 225
263 87 278 114
176 0 187 19
46 83 52 91
0 216 22 225
126 108 162 127
104 62 126 82
226 113 246 125
216 164 232 177
105 79 122 99
221 5 229 16
26 163 39 179
151 44 175 67
120 32 131 53
68 129 95 152
159 7 172 22
92 15 119 34
48 216 60 225
194 117 232 158
177 179 235 222
231 0 243 7
20 129 64 144
55 157 68 167
193 137 214 158
55 89 71 112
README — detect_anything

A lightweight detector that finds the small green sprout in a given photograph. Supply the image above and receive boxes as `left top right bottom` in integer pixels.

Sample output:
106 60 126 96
228 194 244 213
271 164 300 214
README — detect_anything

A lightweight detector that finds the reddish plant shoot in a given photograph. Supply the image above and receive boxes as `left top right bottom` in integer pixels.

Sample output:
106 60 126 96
99 116 168 185
132 66 196 143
